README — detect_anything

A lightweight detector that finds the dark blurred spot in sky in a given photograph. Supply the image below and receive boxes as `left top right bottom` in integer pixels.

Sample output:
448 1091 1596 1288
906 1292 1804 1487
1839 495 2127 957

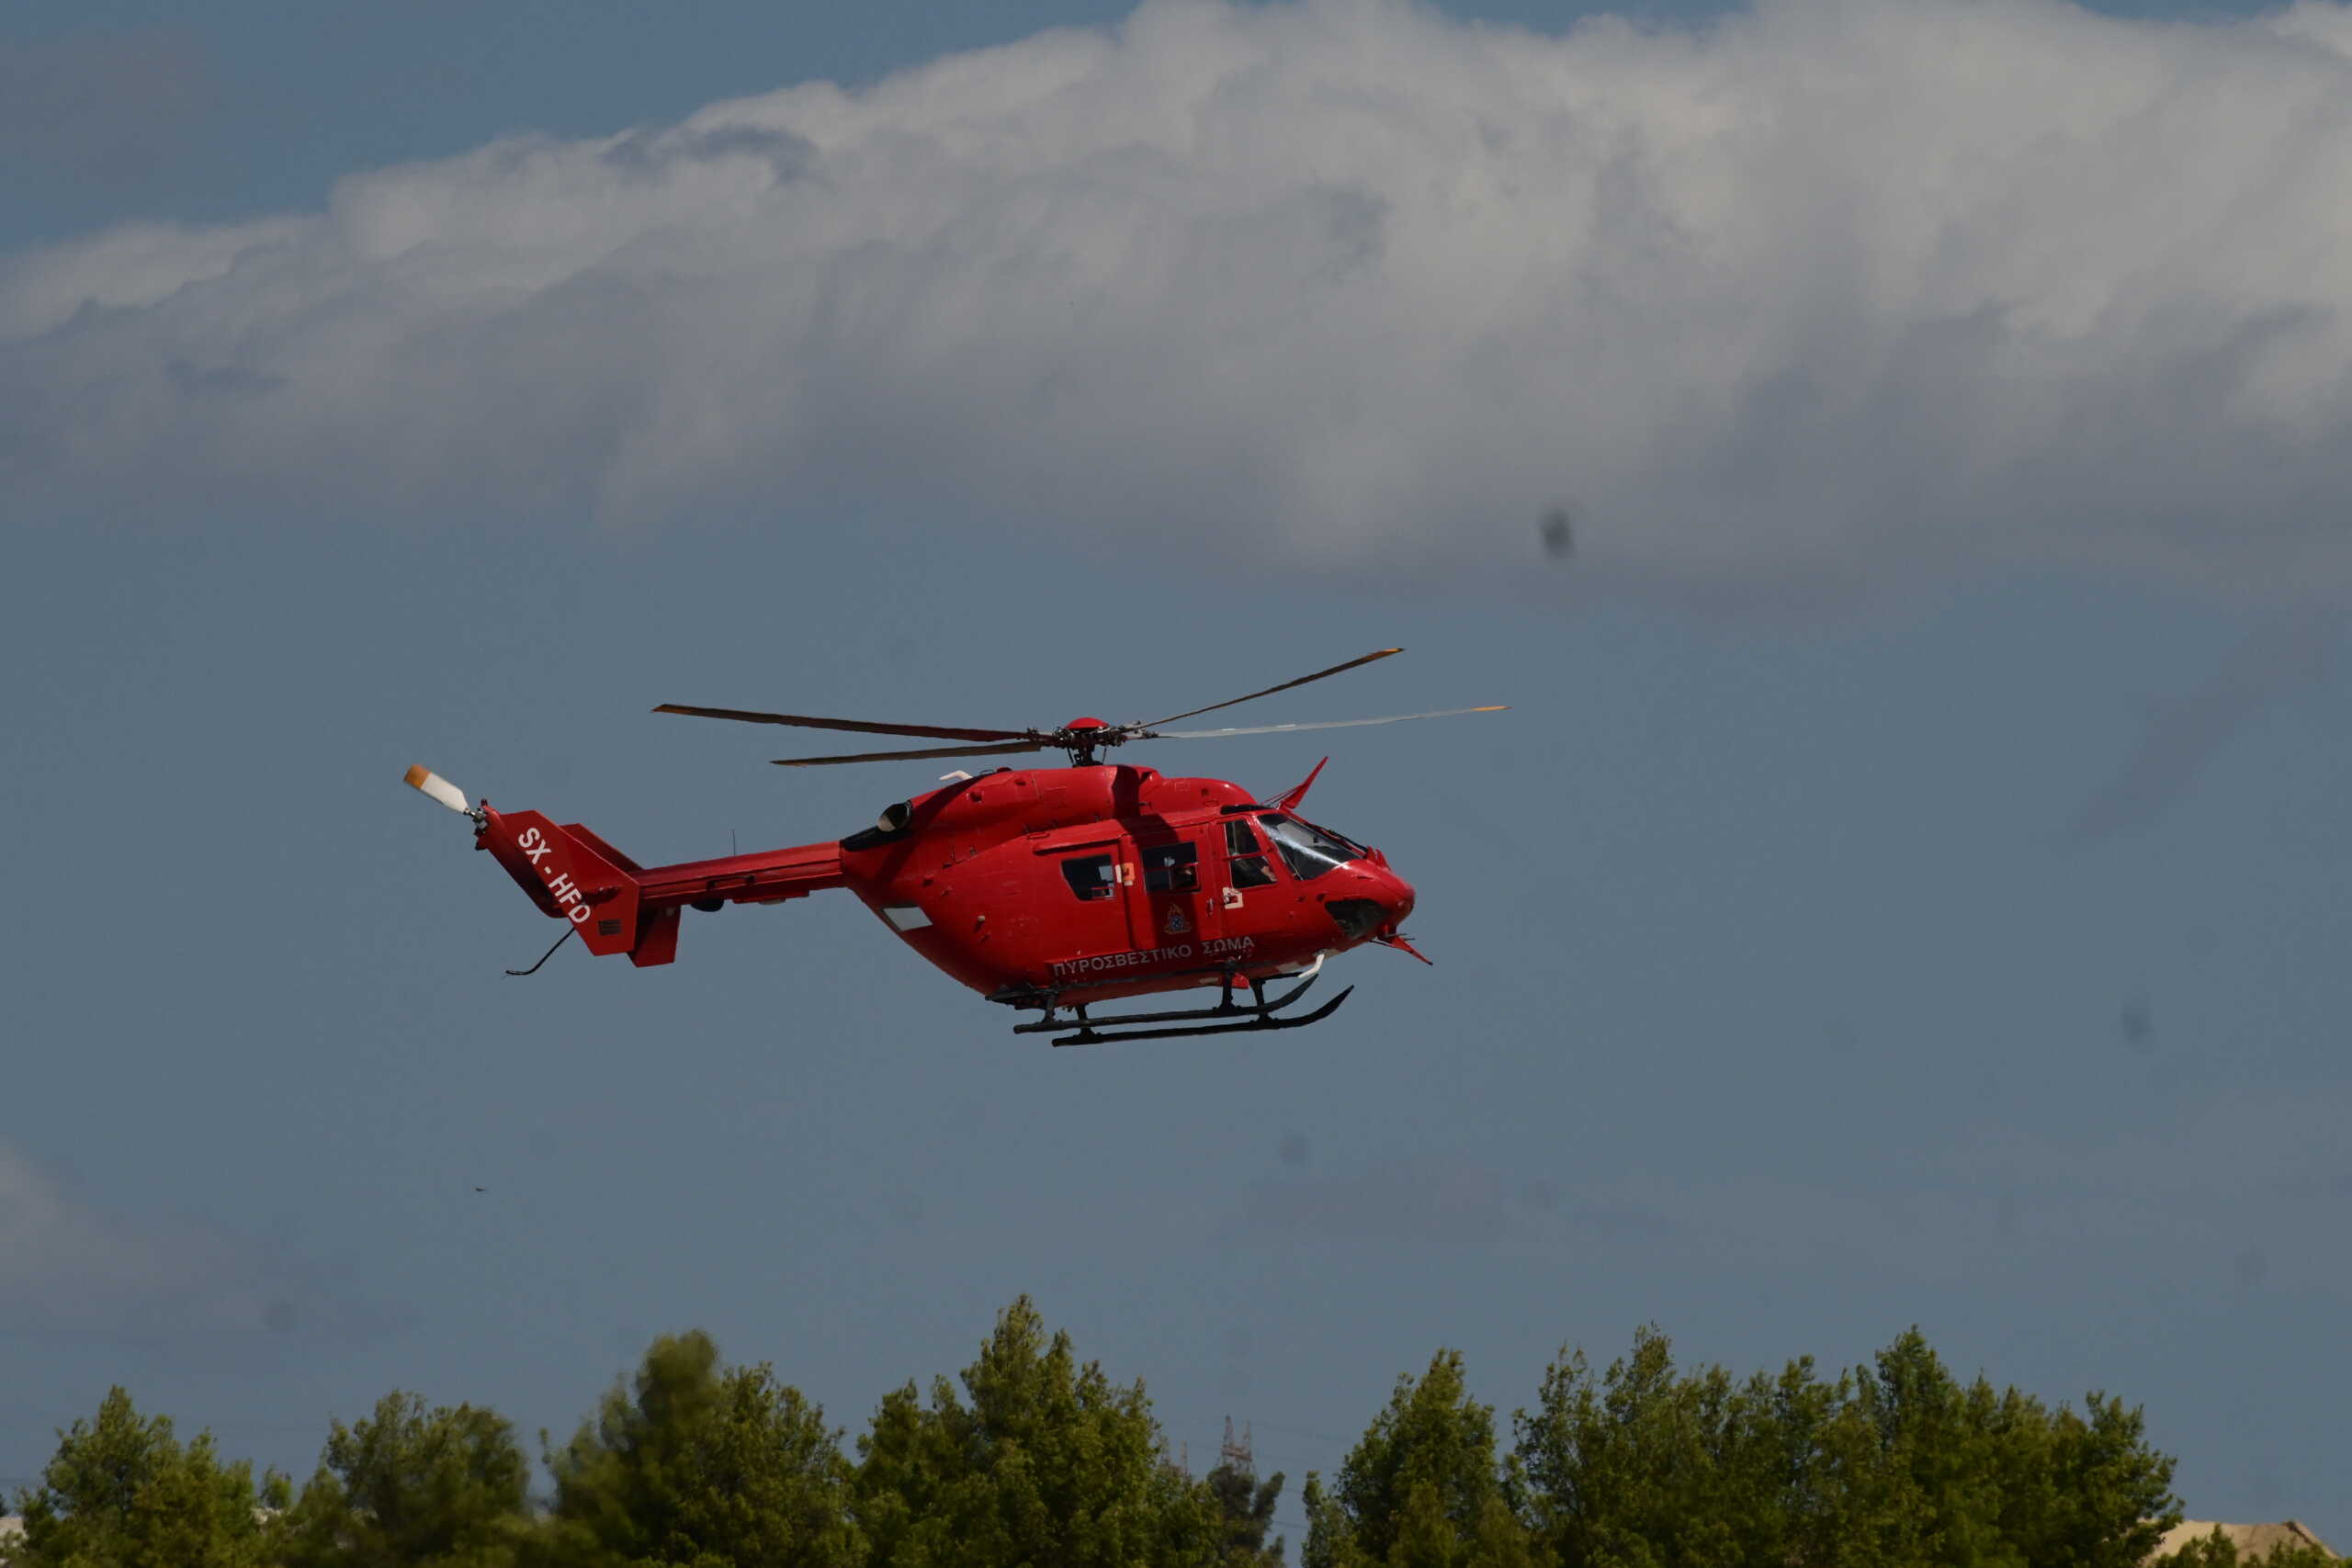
1540 505 1576 560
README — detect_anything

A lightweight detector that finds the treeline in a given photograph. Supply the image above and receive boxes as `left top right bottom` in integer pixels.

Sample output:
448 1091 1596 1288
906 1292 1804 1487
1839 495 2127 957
3 1300 2337 1568
1299 1327 2338 1568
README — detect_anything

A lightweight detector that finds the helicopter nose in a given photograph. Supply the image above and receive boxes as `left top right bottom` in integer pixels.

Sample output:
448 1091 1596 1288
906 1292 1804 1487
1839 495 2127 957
1326 870 1416 944
1387 877 1416 930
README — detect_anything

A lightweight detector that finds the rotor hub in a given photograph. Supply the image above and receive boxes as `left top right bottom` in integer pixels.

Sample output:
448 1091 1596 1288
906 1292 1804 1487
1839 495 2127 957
1056 717 1118 766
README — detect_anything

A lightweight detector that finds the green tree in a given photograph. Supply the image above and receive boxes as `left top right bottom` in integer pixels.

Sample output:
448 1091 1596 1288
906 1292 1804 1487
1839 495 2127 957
1302 1472 1361 1568
3 1387 285 1568
273 1391 534 1568
1516 1325 1828 1568
852 1296 1222 1568
1203 1450 1285 1566
544 1330 862 1568
1848 1329 2178 1568
1305 1348 1532 1568
2032 1388 2184 1568
1846 1326 2012 1565
1513 1325 2182 1568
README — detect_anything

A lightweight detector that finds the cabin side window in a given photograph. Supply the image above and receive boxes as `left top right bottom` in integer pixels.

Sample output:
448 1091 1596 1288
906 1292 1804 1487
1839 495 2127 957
1061 852 1117 900
1140 841 1199 893
1224 818 1279 888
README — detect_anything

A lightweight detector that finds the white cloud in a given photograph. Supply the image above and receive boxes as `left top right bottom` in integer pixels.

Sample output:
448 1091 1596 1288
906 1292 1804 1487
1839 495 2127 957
6 0 2352 601
2 217 308 335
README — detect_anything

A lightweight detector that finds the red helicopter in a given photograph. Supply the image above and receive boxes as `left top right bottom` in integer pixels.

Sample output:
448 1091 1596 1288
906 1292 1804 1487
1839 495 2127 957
404 649 1503 1044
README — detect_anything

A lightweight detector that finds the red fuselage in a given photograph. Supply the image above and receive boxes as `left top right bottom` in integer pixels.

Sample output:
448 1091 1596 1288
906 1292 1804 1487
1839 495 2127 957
835 761 1416 1004
473 761 1416 1005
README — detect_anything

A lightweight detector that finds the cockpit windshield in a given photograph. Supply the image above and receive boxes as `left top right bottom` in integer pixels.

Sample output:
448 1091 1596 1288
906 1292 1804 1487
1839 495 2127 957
1257 813 1363 881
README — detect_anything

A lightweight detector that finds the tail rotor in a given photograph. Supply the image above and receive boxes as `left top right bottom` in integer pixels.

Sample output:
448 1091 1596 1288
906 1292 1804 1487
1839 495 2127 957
404 763 483 822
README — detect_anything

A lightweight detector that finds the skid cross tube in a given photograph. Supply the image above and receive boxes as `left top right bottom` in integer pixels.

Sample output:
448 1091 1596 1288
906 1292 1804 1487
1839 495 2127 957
1012 965 1322 1035
1010 964 1350 1046
1049 987 1352 1046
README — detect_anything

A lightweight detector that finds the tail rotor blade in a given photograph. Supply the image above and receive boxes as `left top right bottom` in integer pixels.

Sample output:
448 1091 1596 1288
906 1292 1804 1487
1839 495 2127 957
404 763 474 816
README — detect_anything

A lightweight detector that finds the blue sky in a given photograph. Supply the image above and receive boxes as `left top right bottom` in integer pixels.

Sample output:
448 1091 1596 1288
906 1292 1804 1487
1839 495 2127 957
6 0 2351 1546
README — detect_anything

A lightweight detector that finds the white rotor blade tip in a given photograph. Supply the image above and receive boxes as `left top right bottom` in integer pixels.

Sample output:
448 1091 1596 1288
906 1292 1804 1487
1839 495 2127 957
404 764 471 815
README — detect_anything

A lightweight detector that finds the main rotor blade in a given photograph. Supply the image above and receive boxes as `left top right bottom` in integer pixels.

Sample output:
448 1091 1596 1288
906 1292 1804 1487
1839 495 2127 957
655 704 1035 744
1127 649 1406 731
1144 705 1509 740
768 740 1053 768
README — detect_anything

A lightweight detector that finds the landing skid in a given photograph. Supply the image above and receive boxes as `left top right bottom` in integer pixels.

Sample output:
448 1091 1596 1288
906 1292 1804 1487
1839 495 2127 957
1012 965 1351 1047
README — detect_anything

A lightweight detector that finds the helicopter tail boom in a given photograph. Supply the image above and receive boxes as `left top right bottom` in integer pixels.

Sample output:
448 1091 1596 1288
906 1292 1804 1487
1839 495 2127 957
474 806 674 964
470 804 847 969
